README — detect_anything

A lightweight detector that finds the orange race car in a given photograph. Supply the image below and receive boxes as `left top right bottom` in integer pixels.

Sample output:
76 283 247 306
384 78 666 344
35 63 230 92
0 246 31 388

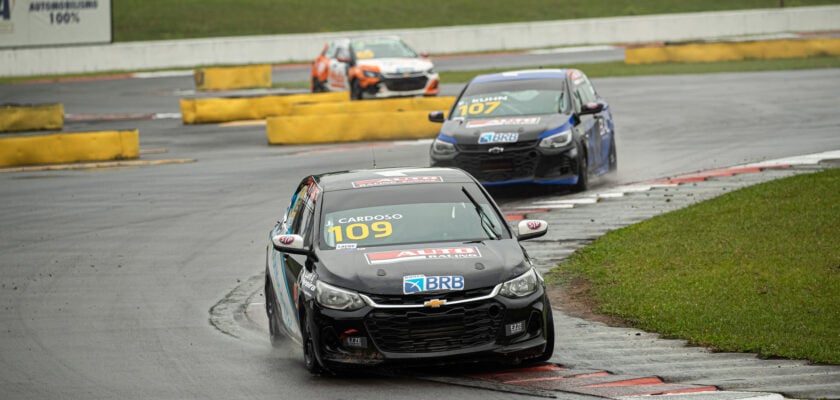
311 36 440 100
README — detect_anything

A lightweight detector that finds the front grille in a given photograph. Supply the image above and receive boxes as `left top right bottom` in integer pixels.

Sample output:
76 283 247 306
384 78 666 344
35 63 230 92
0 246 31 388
458 140 538 153
382 75 428 91
365 301 503 353
365 287 495 306
454 151 539 182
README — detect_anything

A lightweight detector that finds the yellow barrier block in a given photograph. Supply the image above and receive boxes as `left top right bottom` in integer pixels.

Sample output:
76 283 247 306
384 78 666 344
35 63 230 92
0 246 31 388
0 130 139 167
626 38 840 64
194 65 272 91
0 103 64 133
267 111 441 145
290 96 455 116
180 91 349 124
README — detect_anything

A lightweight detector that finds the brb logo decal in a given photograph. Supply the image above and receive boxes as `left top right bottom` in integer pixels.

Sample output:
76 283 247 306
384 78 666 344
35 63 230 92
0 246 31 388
403 275 464 294
527 221 542 230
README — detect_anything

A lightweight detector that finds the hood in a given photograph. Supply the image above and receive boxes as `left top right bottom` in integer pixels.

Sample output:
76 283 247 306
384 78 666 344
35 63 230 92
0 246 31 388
314 240 530 296
440 113 573 144
358 57 433 74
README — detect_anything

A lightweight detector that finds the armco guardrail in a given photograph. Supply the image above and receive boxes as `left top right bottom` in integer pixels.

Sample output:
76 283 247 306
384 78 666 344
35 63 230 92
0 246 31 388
627 37 840 64
0 130 139 167
0 103 64 132
2 6 839 77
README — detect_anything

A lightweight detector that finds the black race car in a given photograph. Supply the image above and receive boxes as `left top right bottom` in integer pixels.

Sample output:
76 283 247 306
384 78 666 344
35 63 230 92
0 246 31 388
265 167 554 373
429 69 616 190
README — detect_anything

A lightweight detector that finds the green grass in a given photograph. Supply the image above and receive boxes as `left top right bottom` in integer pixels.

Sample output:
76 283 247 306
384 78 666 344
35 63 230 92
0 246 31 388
112 0 840 42
546 168 840 364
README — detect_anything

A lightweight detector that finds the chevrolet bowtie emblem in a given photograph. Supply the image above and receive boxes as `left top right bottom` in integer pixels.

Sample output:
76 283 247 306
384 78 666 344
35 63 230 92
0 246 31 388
424 299 447 308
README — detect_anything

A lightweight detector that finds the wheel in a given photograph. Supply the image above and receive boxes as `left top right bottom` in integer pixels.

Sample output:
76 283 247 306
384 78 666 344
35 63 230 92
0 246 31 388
608 137 617 173
265 277 283 345
535 298 555 362
574 150 589 192
300 308 323 374
350 79 363 100
311 77 324 93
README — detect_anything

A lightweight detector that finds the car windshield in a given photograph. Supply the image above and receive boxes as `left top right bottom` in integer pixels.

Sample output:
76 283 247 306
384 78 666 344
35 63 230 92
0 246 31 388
452 78 570 120
318 183 507 250
351 38 418 59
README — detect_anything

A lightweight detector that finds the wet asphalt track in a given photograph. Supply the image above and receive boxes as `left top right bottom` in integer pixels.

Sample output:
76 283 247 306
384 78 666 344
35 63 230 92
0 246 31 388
1 53 839 399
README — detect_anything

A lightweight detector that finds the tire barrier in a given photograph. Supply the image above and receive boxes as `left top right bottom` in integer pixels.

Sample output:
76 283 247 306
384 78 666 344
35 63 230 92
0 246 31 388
626 38 840 64
0 103 64 133
288 96 455 116
0 130 139 167
180 91 349 124
266 110 446 145
194 64 272 91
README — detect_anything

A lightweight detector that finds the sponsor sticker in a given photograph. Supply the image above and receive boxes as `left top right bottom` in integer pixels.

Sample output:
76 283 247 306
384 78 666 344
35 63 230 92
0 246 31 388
403 275 465 294
351 176 443 188
336 243 357 250
467 118 540 128
365 246 481 265
478 132 519 144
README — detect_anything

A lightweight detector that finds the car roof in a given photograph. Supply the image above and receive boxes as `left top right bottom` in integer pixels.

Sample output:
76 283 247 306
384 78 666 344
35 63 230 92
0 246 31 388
470 69 572 85
314 167 477 192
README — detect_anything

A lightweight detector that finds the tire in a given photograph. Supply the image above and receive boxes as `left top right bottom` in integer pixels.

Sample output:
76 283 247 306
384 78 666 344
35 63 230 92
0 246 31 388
574 149 589 192
608 137 618 173
265 277 283 345
535 298 555 362
311 77 324 93
350 79 363 100
300 308 323 374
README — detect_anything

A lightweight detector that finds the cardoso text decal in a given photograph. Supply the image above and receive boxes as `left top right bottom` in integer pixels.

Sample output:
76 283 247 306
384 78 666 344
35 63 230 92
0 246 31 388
365 246 481 265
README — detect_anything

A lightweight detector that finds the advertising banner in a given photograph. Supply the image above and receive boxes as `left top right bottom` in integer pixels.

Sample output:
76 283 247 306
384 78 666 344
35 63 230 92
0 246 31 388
0 0 111 48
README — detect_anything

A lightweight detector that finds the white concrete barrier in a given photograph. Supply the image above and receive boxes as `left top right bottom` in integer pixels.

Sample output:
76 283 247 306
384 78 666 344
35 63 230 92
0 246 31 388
2 6 839 77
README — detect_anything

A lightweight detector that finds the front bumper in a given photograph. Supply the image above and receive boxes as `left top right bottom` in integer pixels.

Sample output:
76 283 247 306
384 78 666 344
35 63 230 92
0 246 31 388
431 141 581 185
309 288 550 368
361 72 440 98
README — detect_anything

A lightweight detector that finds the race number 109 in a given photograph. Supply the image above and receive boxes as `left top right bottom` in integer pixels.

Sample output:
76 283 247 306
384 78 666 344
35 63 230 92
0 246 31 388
328 221 392 243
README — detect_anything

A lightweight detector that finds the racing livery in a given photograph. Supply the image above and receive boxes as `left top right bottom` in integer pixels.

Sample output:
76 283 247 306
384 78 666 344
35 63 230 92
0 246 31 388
428 69 616 190
311 36 440 100
265 168 553 373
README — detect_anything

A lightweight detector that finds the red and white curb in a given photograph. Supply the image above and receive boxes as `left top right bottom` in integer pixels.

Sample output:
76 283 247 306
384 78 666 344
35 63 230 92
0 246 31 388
503 150 840 221
430 363 785 399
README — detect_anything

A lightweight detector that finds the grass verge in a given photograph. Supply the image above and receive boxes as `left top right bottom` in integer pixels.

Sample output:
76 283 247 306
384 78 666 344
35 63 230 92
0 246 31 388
112 0 840 42
545 168 840 364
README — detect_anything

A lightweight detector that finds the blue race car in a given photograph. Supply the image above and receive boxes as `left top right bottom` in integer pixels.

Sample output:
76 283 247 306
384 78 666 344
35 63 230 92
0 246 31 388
429 69 616 190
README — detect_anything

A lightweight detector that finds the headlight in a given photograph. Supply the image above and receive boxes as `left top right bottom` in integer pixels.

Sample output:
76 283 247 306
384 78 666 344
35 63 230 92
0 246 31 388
431 138 456 155
538 129 572 149
499 268 539 298
362 70 380 78
316 280 365 311
426 68 435 75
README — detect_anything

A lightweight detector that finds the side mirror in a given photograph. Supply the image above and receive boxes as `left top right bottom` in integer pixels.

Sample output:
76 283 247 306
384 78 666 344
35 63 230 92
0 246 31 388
271 233 310 255
517 219 548 241
428 110 445 123
419 51 430 58
579 102 604 116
